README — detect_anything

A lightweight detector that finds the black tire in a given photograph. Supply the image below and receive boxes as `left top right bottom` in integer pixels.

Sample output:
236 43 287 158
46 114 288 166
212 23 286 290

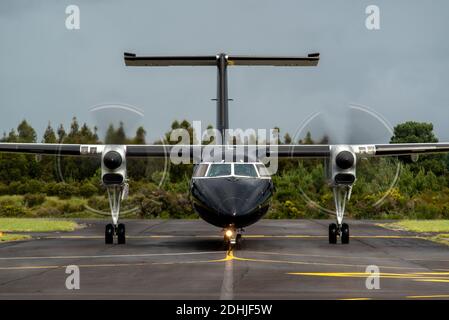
341 223 349 244
329 223 337 244
105 223 114 244
223 238 231 251
117 223 126 244
235 234 242 250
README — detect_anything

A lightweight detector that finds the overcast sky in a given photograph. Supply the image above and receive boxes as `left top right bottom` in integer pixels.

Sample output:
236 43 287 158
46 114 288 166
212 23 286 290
1 0 448 144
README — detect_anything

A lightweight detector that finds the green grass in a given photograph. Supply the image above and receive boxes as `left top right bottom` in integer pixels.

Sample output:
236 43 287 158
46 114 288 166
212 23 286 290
379 220 449 233
429 234 449 246
0 218 79 232
0 233 31 242
379 220 449 247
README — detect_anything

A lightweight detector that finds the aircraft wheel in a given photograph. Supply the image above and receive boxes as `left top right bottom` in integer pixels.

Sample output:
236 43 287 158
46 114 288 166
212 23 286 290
223 236 230 250
341 223 349 244
329 223 337 244
235 234 242 250
117 223 126 244
105 224 114 244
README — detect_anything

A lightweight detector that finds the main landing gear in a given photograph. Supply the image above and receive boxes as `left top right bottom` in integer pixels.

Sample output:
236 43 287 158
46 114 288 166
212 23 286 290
104 184 127 245
105 223 126 244
328 222 349 244
329 185 351 245
223 226 243 250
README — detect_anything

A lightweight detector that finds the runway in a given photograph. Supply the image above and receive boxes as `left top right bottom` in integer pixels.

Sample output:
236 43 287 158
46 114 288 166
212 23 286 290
1 219 449 299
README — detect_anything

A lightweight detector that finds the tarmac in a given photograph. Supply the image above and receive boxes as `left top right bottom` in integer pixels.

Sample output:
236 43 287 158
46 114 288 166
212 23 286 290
1 219 449 300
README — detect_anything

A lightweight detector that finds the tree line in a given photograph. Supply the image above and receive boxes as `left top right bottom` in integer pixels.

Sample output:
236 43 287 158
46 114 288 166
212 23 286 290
1 118 449 219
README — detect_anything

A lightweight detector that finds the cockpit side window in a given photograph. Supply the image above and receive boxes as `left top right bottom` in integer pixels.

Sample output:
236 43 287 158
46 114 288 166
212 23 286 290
256 164 271 177
193 164 209 177
207 164 232 177
234 164 258 177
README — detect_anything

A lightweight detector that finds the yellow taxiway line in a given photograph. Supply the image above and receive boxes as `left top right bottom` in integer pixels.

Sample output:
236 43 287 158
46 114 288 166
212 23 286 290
39 234 422 240
406 294 449 299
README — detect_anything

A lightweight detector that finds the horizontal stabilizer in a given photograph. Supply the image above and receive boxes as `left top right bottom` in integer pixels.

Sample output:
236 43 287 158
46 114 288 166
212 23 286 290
227 54 320 66
124 53 217 66
124 52 320 67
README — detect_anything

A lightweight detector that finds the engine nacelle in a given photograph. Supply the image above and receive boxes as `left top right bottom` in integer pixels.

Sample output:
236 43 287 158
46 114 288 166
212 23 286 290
327 146 357 186
101 145 127 185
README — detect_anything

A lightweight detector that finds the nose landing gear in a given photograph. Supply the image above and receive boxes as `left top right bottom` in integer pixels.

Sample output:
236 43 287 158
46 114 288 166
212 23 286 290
223 227 243 250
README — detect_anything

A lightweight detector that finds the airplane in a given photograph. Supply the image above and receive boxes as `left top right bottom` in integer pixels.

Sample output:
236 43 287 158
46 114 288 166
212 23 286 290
1 51 449 249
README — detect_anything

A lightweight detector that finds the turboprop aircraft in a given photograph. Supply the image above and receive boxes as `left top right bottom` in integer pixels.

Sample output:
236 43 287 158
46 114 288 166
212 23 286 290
1 52 449 249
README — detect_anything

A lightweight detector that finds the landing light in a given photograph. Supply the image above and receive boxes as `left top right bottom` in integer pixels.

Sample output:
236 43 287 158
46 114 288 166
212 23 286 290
225 230 234 238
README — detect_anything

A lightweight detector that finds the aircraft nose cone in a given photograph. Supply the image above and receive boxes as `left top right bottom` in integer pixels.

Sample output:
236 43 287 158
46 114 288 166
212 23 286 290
191 177 273 228
191 177 272 216
221 197 246 216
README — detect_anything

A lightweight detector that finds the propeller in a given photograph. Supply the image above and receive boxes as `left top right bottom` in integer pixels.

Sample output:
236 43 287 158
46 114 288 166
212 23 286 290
290 103 400 215
55 103 171 217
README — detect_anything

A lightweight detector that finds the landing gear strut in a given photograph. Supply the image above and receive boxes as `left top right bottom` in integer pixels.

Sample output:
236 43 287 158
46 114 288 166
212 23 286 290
104 184 127 245
329 185 352 245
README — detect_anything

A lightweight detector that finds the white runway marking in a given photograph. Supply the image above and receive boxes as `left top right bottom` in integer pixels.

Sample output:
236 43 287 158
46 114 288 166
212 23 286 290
0 251 222 261
220 251 234 300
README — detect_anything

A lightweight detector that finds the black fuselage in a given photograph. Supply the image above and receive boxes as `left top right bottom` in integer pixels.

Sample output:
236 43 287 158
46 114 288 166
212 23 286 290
190 175 274 228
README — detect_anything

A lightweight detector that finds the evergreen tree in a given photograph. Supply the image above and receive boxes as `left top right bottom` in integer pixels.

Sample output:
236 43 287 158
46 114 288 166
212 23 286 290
115 122 127 144
42 122 57 143
133 126 146 144
57 124 66 143
17 120 37 142
284 133 292 145
105 124 116 144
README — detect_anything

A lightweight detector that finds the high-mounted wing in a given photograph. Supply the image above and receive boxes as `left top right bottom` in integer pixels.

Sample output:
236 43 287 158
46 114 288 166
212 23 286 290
0 143 103 156
372 143 449 156
2 142 449 159
124 144 331 159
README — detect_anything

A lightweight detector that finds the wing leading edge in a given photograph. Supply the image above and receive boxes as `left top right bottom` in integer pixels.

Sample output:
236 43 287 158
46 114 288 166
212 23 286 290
1 143 449 159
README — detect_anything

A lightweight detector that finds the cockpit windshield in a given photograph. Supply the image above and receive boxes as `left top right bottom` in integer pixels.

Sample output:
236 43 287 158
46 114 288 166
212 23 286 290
207 164 232 177
234 163 258 177
194 162 271 178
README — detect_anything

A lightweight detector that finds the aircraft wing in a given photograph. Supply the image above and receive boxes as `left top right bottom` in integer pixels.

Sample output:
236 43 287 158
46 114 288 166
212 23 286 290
124 143 449 160
1 143 449 159
270 143 449 158
367 143 449 156
123 144 331 159
0 143 102 156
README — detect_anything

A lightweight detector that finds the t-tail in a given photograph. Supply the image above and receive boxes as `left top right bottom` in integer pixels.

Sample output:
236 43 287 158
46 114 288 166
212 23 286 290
124 52 320 142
